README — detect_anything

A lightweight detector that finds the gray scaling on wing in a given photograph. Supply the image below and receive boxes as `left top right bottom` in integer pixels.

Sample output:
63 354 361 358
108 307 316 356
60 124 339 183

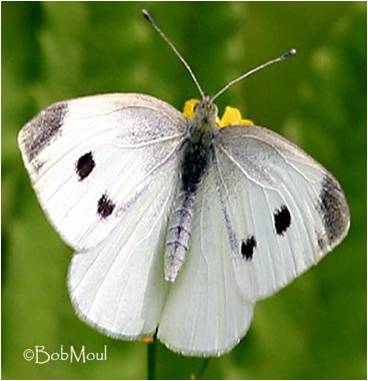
318 174 350 247
19 102 68 161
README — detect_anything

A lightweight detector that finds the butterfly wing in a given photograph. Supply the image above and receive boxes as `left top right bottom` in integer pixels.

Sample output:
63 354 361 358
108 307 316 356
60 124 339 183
158 165 254 356
18 93 186 251
68 156 177 338
214 125 350 302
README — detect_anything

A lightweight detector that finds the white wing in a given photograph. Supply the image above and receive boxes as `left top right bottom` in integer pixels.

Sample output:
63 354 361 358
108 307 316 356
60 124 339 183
68 157 177 338
158 165 254 356
214 125 350 302
18 93 186 251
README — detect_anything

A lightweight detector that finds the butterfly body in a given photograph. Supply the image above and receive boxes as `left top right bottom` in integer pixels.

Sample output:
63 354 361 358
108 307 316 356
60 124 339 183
166 97 219 281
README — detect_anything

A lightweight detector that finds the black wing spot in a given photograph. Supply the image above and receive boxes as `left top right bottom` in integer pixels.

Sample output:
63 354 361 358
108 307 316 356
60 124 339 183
241 236 257 260
76 152 95 180
274 205 291 235
97 194 115 218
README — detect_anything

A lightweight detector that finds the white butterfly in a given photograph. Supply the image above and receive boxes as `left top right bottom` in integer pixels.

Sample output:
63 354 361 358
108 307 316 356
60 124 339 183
18 10 350 356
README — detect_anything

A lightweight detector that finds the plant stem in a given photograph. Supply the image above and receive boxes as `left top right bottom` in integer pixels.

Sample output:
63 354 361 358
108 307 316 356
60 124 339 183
147 336 157 380
192 358 211 380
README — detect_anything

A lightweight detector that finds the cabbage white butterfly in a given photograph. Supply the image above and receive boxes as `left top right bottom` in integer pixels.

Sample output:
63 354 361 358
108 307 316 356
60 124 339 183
18 9 350 356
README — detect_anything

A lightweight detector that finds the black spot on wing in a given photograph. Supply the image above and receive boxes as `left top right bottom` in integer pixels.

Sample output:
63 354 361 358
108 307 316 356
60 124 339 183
241 236 256 260
319 174 350 245
20 102 68 161
274 205 291 235
76 152 95 180
97 194 115 218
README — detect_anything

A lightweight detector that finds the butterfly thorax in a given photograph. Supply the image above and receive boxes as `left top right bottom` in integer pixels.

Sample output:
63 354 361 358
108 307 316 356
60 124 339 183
182 97 219 192
165 98 219 282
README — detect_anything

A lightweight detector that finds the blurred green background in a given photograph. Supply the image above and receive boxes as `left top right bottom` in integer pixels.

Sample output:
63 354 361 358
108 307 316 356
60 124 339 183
2 2 366 379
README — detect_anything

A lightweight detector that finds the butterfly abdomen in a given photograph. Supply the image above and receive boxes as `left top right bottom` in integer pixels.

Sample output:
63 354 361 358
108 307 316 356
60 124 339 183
165 191 196 281
165 138 213 281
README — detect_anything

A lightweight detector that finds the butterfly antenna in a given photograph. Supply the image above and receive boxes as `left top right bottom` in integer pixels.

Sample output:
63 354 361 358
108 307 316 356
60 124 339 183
211 49 297 102
142 9 205 99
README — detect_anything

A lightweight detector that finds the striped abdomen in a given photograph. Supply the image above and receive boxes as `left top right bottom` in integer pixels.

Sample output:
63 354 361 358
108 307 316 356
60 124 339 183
165 136 213 282
165 191 196 281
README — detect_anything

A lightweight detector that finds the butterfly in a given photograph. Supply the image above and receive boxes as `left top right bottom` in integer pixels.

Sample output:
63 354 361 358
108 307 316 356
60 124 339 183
17 10 350 356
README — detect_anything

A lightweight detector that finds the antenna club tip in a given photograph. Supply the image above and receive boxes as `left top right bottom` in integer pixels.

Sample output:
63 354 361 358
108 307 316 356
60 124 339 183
141 9 151 21
283 48 297 59
289 48 297 56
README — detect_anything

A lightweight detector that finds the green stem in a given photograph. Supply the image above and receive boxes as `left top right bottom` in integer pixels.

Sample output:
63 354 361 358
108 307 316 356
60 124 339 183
147 336 157 380
192 358 211 380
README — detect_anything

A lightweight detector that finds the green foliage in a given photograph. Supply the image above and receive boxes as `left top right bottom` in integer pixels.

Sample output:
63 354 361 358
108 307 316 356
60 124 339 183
2 2 366 379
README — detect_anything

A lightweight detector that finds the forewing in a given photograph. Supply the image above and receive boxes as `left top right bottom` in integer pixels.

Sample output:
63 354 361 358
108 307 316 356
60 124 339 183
158 165 254 357
18 93 186 251
215 125 350 301
68 157 177 338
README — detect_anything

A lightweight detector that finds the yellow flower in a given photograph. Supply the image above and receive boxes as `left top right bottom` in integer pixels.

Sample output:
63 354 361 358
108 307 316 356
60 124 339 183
182 99 254 127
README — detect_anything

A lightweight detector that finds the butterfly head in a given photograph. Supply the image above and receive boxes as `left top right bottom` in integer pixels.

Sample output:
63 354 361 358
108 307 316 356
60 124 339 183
193 96 219 126
183 98 254 130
